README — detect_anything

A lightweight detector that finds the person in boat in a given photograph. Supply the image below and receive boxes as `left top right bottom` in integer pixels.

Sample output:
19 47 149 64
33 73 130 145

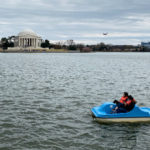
113 102 127 113
113 92 129 113
113 92 128 105
125 95 137 112
113 94 136 113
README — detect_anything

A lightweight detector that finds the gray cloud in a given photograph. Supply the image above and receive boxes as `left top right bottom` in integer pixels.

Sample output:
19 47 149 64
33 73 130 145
0 0 150 45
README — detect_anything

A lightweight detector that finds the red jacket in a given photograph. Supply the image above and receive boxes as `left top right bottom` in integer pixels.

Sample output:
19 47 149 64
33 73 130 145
119 96 128 104
125 98 136 111
126 98 136 106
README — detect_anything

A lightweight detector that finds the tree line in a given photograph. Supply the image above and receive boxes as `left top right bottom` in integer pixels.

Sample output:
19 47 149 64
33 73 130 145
0 36 15 49
0 36 144 52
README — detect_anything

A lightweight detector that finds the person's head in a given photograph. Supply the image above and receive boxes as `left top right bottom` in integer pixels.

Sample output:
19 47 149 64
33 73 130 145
123 92 128 97
128 95 133 100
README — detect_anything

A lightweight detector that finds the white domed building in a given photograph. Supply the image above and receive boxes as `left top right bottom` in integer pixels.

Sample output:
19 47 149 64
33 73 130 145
14 29 42 48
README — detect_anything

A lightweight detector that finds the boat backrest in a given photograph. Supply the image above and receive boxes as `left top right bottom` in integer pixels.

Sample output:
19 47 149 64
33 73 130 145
127 105 150 117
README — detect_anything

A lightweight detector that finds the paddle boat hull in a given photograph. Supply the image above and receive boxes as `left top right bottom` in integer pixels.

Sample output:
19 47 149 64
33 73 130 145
91 102 150 123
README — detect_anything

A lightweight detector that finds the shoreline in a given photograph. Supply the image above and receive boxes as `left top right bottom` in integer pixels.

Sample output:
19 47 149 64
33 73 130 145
0 51 149 53
0 49 81 53
0 49 150 53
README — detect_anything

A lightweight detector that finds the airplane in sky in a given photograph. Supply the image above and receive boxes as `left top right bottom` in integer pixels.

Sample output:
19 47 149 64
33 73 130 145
103 33 108 35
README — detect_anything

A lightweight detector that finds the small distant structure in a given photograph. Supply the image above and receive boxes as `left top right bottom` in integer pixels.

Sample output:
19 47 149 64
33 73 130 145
80 47 92 52
141 42 150 48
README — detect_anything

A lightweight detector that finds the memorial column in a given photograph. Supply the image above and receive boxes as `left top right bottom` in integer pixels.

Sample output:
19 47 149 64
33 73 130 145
18 37 20 47
32 38 33 47
34 39 35 47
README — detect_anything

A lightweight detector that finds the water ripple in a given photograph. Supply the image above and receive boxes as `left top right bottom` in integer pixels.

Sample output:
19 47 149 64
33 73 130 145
0 53 150 149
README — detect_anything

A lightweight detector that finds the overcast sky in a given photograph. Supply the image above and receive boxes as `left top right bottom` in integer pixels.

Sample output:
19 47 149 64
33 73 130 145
0 0 150 45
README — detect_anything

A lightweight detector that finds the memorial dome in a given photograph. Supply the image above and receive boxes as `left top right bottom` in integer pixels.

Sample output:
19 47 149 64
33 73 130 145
18 29 38 37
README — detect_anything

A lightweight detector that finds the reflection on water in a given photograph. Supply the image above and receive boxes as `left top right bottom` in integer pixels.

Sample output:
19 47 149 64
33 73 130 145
0 53 150 149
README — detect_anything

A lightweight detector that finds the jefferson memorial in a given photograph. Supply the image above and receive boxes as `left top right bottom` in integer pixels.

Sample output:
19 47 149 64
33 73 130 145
8 29 48 51
14 29 42 48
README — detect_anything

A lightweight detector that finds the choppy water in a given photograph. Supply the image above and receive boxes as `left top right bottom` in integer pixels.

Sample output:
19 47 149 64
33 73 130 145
0 52 150 150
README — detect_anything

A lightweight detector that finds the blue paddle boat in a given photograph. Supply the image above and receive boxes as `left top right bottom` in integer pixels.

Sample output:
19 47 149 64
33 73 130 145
91 102 150 123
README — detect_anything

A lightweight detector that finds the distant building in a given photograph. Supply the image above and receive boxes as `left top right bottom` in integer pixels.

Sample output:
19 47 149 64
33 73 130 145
81 47 92 52
14 29 42 48
7 29 49 52
141 42 150 48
